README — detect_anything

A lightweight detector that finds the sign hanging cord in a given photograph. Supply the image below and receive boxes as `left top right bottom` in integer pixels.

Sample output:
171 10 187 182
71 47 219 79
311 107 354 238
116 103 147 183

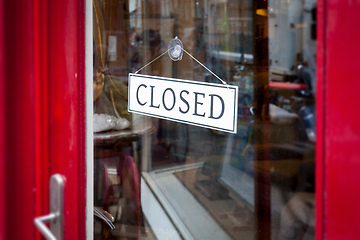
180 47 228 86
134 47 173 74
134 38 228 87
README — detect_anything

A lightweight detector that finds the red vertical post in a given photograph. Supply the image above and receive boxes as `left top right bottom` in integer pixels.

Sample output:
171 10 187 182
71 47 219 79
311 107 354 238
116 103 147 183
315 0 325 239
0 0 86 239
316 0 360 239
0 0 5 237
34 1 50 238
47 0 86 239
3 0 37 239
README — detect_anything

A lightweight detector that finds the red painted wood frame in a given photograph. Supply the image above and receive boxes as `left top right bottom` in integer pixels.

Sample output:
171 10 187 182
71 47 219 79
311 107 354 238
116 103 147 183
0 0 86 239
0 0 5 237
316 0 360 239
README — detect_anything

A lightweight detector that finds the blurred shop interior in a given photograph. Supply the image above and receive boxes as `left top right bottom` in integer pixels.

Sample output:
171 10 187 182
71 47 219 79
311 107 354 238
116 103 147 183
92 0 317 239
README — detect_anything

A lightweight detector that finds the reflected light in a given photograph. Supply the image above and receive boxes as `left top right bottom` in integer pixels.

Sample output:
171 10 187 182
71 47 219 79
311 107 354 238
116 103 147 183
256 9 268 17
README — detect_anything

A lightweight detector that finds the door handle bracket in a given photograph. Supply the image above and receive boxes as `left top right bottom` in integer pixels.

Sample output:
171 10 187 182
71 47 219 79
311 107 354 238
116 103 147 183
34 174 64 240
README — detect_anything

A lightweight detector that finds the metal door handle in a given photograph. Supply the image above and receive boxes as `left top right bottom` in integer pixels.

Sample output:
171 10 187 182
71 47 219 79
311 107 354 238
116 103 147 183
34 213 58 240
34 174 64 240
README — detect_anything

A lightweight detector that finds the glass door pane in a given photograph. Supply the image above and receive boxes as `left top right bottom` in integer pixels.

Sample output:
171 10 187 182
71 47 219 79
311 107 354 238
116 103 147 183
93 0 316 239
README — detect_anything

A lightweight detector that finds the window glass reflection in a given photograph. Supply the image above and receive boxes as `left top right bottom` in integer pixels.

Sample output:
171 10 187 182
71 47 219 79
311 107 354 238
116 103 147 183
93 0 316 239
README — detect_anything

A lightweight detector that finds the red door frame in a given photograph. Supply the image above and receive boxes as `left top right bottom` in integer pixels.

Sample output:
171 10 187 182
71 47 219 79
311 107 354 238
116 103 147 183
0 0 5 237
0 0 86 239
47 0 86 239
316 0 360 239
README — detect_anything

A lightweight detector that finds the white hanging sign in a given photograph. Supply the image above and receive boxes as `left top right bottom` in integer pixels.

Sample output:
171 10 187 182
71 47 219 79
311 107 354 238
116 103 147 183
128 73 238 134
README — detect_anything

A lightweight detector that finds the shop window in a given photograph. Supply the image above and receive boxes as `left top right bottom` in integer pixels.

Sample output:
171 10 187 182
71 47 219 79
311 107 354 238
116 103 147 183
93 0 316 239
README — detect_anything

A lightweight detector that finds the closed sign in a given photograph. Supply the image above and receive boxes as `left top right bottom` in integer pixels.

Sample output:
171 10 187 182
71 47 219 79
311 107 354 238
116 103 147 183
128 73 238 133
